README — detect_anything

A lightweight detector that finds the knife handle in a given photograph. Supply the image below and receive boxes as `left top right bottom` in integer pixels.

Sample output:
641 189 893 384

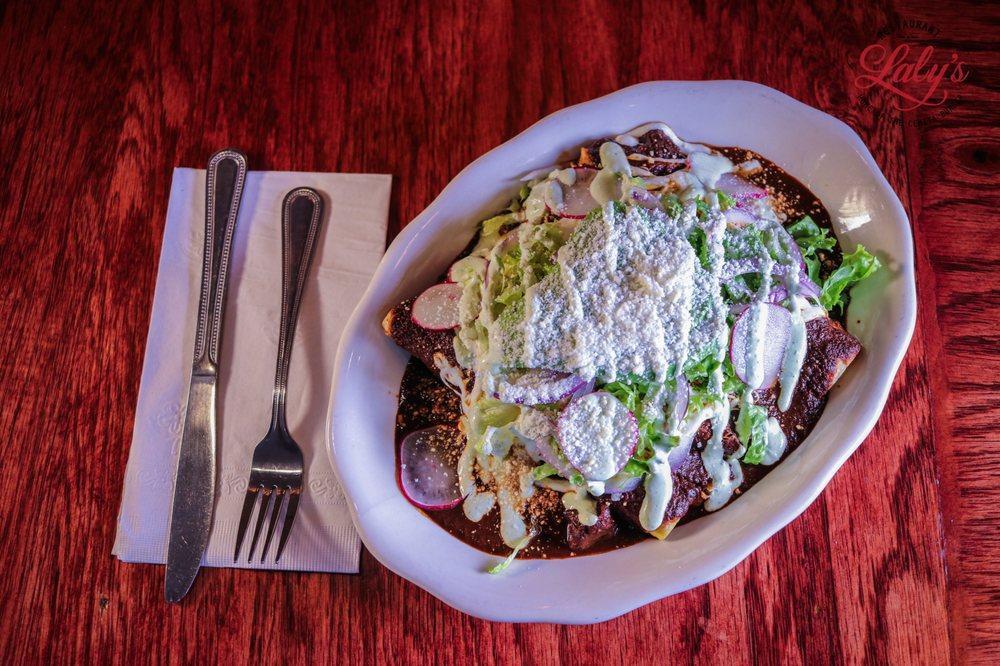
193 148 248 373
270 187 324 431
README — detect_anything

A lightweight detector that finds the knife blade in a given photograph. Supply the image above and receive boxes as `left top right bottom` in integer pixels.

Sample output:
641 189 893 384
164 376 216 602
165 148 247 603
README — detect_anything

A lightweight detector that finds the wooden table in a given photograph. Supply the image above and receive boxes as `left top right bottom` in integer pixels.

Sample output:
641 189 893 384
2 1 997 662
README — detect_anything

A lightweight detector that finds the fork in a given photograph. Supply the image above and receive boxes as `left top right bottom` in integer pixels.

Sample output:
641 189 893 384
233 187 324 562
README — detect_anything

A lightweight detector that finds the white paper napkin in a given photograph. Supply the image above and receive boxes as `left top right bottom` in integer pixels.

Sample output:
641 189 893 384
113 167 391 572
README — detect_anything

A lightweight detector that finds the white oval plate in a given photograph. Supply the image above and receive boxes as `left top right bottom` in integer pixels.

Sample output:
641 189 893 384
328 81 916 624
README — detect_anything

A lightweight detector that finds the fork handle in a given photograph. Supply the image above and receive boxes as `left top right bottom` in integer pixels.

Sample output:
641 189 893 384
270 187 324 432
193 148 248 374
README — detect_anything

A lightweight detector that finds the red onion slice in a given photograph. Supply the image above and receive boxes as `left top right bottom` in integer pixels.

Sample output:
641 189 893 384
729 303 793 389
569 378 596 400
716 172 768 201
525 436 577 480
670 375 690 425
767 285 789 304
626 186 663 210
557 392 638 481
603 471 643 495
723 207 759 228
411 283 463 330
399 426 464 510
667 428 700 467
495 369 586 406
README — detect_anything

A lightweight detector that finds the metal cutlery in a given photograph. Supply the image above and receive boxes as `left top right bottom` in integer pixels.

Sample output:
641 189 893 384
165 148 248 603
233 187 323 563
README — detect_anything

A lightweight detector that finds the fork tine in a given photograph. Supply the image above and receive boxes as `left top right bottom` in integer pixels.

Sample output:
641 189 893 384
233 487 259 561
274 490 300 563
246 488 273 562
259 488 285 562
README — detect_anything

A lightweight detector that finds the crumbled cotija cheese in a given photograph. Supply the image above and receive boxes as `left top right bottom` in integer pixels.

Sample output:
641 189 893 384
511 203 698 382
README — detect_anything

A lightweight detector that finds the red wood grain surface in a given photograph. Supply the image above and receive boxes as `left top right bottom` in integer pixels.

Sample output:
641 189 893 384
1 1 997 663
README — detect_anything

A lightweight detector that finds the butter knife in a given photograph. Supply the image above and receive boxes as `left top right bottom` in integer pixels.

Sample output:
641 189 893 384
165 148 248 602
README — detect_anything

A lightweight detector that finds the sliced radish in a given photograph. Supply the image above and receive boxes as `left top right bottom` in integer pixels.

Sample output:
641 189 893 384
557 392 638 481
729 303 793 389
447 255 488 283
558 168 599 219
399 426 464 510
495 369 586 406
411 283 462 330
716 172 767 201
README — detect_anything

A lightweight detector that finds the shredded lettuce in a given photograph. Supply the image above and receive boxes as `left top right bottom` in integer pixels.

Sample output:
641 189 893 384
508 184 531 212
737 400 769 464
622 457 649 477
723 224 767 261
687 227 711 270
717 190 737 211
532 462 558 480
483 213 511 236
684 347 743 395
695 197 711 220
489 223 566 320
487 534 533 574
603 375 666 456
477 399 520 428
465 398 520 453
661 193 683 218
787 215 836 283
820 244 880 312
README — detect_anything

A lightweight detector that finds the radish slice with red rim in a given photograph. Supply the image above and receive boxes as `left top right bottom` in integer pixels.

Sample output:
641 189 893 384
557 392 638 481
411 283 463 330
558 168 599 219
495 369 586 406
399 426 464 510
729 303 792 389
